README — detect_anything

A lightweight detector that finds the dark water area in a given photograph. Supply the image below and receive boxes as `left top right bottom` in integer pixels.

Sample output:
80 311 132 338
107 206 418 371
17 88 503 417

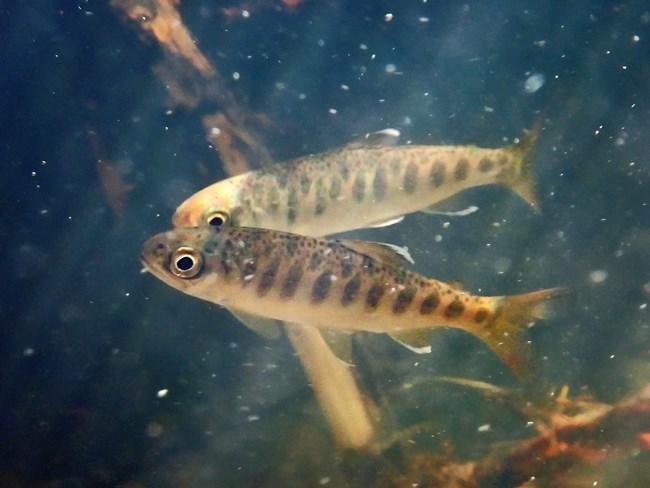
1 1 649 486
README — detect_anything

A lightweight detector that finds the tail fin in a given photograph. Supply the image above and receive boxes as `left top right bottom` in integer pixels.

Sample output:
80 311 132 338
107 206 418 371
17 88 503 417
504 125 541 213
476 287 570 381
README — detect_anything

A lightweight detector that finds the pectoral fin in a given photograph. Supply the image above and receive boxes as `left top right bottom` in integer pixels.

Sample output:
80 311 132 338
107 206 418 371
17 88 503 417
368 215 405 228
421 203 479 217
388 330 432 354
229 307 282 340
339 239 413 267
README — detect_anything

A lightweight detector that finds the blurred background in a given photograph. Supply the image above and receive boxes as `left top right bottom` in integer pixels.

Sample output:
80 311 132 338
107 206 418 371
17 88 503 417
1 1 649 486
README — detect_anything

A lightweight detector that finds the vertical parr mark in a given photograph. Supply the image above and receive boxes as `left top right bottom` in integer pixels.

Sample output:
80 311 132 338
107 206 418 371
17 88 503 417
478 157 494 173
366 283 385 309
257 257 281 297
311 271 333 303
341 273 361 306
429 160 445 187
392 286 416 314
314 177 327 215
300 173 312 194
329 176 342 200
267 185 280 215
455 158 469 181
287 185 298 224
403 161 418 193
353 170 366 202
474 308 489 323
420 291 440 314
445 298 465 317
281 264 303 299
373 166 388 201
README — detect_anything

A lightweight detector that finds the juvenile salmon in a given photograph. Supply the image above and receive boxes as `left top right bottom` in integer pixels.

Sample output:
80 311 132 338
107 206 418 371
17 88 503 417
172 129 539 235
141 225 566 379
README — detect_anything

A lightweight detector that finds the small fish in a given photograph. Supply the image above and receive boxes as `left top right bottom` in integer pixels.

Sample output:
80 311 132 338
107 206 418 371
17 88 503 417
141 226 567 379
172 129 539 235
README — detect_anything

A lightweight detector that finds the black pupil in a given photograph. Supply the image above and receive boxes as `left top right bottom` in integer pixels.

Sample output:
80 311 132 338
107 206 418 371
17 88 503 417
176 255 195 271
208 214 225 226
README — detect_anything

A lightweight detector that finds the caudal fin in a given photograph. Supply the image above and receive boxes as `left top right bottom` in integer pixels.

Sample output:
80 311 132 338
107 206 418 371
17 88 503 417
504 126 541 213
476 287 570 381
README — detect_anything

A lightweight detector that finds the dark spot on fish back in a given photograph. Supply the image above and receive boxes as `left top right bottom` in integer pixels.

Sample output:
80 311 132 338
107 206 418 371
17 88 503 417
281 264 303 299
353 171 366 202
366 283 385 309
478 157 494 172
340 158 351 181
309 252 323 271
373 166 387 201
429 160 445 187
474 308 489 323
420 291 440 314
340 255 354 278
257 258 280 297
403 161 418 193
497 154 509 166
341 273 361 306
311 271 333 303
276 169 289 189
445 298 465 317
285 236 299 255
393 286 416 314
454 158 469 181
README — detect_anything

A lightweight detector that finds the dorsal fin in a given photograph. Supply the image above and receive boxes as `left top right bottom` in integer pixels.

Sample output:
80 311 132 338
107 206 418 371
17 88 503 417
338 240 414 267
345 128 401 149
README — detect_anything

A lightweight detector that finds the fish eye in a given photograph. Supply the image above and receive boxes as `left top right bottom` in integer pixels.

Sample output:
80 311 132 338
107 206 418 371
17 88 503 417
205 210 229 227
170 246 203 278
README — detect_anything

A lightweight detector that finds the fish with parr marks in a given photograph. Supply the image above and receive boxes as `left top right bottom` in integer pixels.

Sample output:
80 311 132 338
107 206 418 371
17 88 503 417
141 225 567 379
172 128 540 236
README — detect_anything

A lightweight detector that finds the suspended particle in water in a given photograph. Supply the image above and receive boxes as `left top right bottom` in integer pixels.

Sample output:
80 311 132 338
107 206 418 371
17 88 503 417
524 73 545 93
588 269 608 284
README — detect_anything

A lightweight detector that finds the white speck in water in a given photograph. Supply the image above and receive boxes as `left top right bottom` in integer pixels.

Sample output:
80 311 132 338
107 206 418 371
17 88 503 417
157 389 169 398
319 478 330 485
385 63 396 73
247 415 260 422
434 235 442 242
384 13 393 22
588 269 608 284
477 424 491 432
524 73 545 93
632 35 640 42
640 303 647 310
418 17 429 23
328 108 337 114
232 72 240 80
241 10 250 18
211 127 221 135
24 347 34 357
341 84 349 90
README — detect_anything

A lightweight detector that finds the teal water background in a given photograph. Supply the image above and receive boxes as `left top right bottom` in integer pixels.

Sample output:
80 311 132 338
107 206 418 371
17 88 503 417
1 1 648 486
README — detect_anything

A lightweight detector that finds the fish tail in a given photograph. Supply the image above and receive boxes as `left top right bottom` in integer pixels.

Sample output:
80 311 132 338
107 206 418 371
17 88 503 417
504 125 541 213
476 287 570 381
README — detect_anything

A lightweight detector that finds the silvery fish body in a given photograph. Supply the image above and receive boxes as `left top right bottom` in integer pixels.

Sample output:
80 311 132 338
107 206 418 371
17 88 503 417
172 130 538 235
